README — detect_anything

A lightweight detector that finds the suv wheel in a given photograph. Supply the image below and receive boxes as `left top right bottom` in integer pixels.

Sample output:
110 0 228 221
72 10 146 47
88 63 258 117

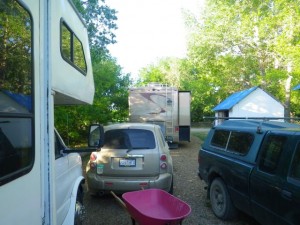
209 178 237 220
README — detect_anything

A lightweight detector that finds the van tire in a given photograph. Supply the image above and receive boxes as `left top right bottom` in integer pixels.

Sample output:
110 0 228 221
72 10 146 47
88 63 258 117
209 178 237 220
74 189 85 225
168 176 174 194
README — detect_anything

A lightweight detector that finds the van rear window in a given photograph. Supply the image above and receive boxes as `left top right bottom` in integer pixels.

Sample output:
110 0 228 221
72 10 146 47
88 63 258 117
211 130 254 155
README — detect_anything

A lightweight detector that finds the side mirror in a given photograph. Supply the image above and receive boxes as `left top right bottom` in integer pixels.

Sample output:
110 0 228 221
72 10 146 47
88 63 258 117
88 124 104 148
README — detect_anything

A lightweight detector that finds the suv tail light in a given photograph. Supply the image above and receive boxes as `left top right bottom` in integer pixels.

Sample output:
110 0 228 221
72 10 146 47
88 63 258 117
160 154 167 161
160 154 167 169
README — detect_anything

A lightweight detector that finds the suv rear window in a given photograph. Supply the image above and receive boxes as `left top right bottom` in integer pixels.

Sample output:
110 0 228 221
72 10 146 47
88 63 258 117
104 129 155 149
211 130 254 155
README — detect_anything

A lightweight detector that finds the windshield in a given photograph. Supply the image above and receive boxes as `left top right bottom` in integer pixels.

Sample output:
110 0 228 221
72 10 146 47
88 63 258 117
103 129 156 150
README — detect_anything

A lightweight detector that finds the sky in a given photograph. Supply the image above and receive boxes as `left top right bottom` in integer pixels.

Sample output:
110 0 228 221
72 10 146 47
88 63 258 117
106 0 204 80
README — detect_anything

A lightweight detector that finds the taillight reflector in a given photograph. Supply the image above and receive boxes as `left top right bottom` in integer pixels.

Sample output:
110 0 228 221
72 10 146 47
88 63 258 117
160 154 167 161
160 162 167 169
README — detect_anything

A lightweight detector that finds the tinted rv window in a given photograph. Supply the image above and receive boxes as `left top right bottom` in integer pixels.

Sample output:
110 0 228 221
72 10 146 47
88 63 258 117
61 21 87 74
0 1 34 185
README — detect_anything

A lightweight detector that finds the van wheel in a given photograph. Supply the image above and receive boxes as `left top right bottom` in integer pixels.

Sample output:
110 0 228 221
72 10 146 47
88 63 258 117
74 190 85 225
209 178 237 220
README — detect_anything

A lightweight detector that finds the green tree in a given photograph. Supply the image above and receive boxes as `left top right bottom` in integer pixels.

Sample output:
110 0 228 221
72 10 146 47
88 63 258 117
55 55 132 145
138 0 300 121
72 0 118 54
138 57 183 87
0 1 32 94
184 0 300 120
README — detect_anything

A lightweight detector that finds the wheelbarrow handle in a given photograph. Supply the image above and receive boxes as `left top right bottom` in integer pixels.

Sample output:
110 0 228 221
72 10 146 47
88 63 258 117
110 191 126 209
110 191 136 225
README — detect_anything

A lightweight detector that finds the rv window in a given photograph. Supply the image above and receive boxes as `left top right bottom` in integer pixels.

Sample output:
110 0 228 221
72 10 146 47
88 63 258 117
0 1 34 185
61 21 87 74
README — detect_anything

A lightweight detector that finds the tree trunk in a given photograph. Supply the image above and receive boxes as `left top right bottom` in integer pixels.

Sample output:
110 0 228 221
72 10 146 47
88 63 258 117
284 74 292 121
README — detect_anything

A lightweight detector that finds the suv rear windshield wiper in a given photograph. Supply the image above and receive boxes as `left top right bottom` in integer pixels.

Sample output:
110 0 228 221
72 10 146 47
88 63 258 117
126 147 151 153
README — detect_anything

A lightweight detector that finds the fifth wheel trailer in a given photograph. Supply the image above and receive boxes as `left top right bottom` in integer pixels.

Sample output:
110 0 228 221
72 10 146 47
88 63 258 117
129 83 191 147
0 0 97 224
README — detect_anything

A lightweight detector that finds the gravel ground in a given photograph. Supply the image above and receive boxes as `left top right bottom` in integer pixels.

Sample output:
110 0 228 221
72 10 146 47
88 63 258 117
82 133 259 225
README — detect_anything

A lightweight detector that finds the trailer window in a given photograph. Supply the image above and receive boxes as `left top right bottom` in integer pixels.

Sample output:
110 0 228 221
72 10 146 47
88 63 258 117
61 21 87 74
0 1 34 185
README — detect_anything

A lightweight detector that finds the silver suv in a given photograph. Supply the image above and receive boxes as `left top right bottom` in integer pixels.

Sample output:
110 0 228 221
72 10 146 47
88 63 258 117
86 123 174 195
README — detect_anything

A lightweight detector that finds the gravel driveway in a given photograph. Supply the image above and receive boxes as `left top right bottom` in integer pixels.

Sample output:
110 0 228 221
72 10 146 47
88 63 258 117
82 133 259 225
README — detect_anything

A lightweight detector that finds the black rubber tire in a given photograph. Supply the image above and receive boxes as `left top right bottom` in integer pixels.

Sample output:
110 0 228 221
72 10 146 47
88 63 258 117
74 189 85 225
209 178 237 220
168 176 174 194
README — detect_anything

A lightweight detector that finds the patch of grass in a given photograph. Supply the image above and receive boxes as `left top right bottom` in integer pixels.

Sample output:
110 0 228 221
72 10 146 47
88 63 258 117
193 132 208 142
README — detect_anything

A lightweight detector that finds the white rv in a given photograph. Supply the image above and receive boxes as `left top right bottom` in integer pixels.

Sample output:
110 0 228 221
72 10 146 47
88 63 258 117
129 83 191 147
0 0 99 224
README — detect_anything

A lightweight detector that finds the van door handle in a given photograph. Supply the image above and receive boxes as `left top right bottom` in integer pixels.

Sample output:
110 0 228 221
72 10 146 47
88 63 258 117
281 190 292 200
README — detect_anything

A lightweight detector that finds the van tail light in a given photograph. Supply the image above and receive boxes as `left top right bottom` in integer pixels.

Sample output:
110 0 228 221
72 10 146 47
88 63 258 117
90 152 97 168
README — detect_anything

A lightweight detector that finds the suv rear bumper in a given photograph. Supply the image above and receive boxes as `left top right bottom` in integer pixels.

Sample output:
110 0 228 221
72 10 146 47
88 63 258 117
86 172 173 194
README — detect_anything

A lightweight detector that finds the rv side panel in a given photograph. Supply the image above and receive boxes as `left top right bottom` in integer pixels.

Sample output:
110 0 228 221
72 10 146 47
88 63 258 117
179 91 191 142
129 84 179 143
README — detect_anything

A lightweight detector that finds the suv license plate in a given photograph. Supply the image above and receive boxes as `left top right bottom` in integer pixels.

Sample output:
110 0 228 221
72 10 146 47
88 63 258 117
119 158 136 167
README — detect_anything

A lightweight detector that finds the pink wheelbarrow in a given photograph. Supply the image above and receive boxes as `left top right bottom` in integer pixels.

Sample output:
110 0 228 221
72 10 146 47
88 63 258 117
111 189 191 225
